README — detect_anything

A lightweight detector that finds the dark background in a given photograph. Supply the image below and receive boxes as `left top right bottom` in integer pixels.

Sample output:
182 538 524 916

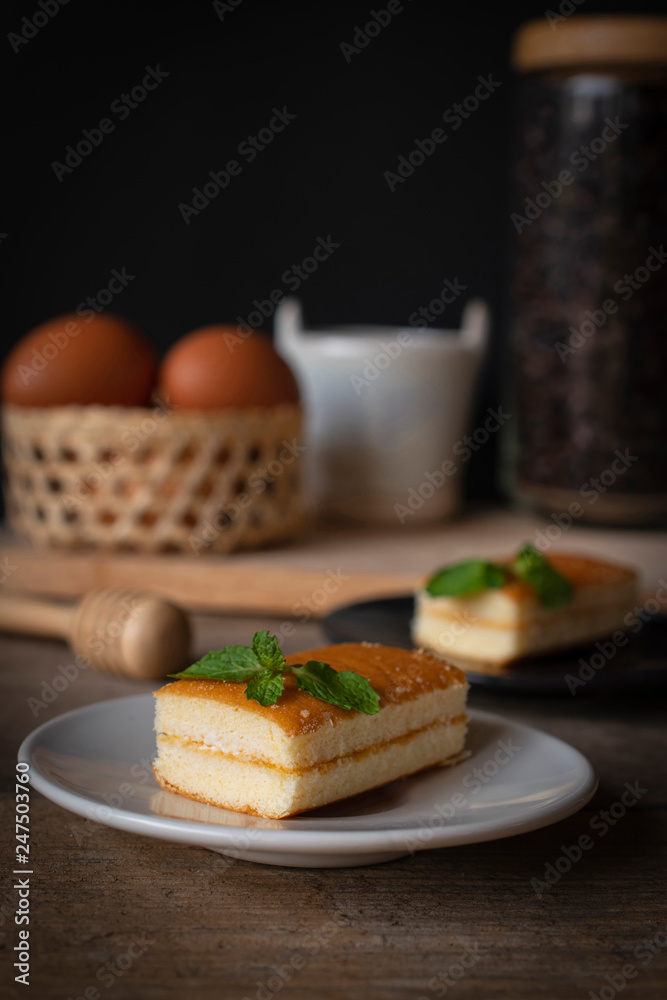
2 0 665 500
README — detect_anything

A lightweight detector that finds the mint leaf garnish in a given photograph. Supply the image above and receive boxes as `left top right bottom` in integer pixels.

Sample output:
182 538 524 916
512 543 574 609
425 559 507 597
293 661 380 715
424 543 575 609
252 630 286 670
245 668 285 707
168 632 380 714
168 645 263 681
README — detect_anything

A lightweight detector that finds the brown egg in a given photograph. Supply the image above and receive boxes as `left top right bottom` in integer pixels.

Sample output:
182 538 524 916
158 325 300 409
1 313 158 407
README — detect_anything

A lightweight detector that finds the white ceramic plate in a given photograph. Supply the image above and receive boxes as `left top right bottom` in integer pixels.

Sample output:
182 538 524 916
18 695 597 868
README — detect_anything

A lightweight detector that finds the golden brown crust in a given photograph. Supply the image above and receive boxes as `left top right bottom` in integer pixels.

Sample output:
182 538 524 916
503 553 637 602
545 553 636 586
155 643 467 737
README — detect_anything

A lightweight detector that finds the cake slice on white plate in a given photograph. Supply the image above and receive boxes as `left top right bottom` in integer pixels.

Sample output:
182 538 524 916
153 636 469 819
412 544 638 674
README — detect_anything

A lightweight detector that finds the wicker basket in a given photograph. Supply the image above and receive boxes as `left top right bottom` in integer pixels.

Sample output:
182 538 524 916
1 403 304 553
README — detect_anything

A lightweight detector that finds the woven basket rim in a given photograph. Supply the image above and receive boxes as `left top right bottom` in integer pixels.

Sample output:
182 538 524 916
1 401 302 417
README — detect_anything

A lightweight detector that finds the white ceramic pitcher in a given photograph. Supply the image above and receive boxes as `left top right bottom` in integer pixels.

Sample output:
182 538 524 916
274 297 489 524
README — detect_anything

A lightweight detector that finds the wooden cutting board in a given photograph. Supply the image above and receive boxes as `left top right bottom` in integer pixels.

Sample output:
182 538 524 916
1 509 665 618
0 536 420 618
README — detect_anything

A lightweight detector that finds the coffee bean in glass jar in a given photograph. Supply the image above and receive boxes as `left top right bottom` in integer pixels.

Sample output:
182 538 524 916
507 16 667 524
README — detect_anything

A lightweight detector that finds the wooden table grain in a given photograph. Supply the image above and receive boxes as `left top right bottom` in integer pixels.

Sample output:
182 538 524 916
2 548 667 998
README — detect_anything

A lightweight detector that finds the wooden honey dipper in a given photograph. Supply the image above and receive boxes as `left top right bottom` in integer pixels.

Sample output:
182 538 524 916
0 586 191 679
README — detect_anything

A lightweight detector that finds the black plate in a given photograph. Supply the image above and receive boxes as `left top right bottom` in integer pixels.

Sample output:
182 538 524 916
322 596 667 696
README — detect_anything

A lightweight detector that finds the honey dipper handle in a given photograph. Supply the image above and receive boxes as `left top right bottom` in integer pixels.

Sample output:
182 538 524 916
0 594 74 640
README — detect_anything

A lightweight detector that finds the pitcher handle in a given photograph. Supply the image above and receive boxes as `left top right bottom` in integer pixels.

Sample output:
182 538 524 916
274 297 304 349
459 298 489 356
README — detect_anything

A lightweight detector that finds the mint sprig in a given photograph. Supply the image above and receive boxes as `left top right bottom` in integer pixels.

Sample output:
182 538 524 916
172 645 264 682
252 631 285 670
425 543 574 609
245 669 285 707
168 630 380 714
511 543 574 609
292 660 380 714
425 559 507 597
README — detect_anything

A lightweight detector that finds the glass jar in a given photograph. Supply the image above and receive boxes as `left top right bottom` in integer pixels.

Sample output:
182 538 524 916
507 16 667 524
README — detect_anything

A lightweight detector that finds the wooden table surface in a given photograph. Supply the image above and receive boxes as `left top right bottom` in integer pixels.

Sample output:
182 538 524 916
2 513 667 999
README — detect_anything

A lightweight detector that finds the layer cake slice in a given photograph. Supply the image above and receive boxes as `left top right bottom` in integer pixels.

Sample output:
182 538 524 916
153 642 468 819
413 553 638 673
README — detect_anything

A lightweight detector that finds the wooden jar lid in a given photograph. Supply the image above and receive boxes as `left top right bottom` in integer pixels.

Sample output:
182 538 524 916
512 16 667 72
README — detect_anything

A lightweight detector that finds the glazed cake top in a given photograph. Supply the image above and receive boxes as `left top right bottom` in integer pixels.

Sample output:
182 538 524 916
156 642 466 737
423 553 637 603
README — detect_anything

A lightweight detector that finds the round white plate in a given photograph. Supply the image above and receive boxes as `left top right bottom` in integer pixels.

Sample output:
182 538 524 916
18 695 597 868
